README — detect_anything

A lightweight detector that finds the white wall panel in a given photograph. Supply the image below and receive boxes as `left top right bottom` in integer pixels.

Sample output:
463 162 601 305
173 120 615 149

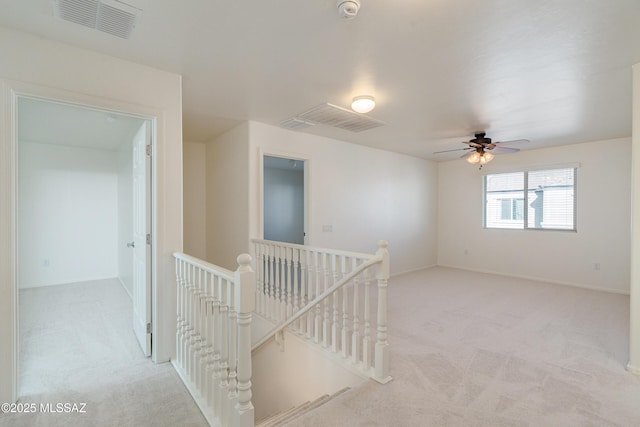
248 121 438 276
183 141 207 259
18 142 119 288
205 123 250 270
117 137 133 297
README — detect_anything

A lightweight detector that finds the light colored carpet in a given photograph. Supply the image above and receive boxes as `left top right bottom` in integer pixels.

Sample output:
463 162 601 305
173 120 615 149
1 278 207 427
284 267 640 426
7 269 640 426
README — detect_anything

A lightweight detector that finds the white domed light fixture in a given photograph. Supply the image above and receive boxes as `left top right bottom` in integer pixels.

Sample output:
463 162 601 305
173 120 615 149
351 95 376 114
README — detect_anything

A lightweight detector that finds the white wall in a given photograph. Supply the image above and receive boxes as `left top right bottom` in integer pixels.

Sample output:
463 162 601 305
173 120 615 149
18 142 118 288
629 63 640 372
252 328 364 421
206 123 250 270
248 121 438 276
0 25 183 403
118 136 134 297
438 137 631 293
183 141 207 260
264 166 304 244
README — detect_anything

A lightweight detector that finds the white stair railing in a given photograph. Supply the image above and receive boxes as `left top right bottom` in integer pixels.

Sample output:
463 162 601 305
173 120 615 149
173 253 255 427
251 239 391 383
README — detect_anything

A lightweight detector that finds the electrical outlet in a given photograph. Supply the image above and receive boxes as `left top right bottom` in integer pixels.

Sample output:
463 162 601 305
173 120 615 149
322 224 333 232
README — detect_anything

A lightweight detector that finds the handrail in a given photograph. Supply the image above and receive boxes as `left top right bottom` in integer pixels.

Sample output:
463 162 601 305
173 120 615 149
251 255 382 353
173 252 235 281
251 238 375 261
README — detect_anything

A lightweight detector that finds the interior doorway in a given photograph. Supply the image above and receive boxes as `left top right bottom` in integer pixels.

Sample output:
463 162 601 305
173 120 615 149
16 97 153 396
263 155 306 244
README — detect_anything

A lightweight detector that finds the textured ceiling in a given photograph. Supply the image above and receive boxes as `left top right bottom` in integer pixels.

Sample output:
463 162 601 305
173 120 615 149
1 0 639 160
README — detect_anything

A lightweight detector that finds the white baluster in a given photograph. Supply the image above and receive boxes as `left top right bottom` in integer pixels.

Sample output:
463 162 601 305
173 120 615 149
374 240 391 383
218 278 230 424
212 275 222 418
314 251 322 344
331 254 340 353
341 255 350 358
285 247 293 320
274 246 281 322
254 243 263 316
204 273 215 408
175 258 183 368
351 258 361 365
269 245 276 321
323 252 331 348
227 280 238 426
186 263 195 379
363 268 372 370
194 268 204 394
234 254 255 427
292 249 300 332
304 249 312 338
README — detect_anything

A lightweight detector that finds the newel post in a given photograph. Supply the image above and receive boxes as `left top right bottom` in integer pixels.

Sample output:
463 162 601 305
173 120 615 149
374 240 392 384
234 254 255 427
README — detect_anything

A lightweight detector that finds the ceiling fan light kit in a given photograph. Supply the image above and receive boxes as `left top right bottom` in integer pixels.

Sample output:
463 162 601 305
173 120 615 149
435 132 529 168
466 150 493 165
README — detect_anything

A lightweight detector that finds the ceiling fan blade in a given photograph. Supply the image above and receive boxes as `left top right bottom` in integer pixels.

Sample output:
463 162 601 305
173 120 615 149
463 141 483 148
495 139 529 146
491 146 519 154
433 147 472 154
460 152 473 158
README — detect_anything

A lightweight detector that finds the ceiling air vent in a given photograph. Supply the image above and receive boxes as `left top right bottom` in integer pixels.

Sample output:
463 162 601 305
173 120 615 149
280 117 315 130
297 103 384 132
52 0 142 39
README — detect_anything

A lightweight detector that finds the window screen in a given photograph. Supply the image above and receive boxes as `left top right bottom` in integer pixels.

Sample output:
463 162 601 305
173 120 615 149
484 168 576 231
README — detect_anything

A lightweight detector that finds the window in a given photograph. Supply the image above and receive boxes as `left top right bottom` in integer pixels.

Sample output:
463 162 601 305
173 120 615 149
484 167 576 230
500 198 524 221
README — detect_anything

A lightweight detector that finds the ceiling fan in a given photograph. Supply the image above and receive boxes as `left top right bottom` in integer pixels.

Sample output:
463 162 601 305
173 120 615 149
434 132 529 168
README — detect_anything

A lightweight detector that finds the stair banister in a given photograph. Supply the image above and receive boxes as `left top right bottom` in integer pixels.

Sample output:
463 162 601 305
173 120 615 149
173 252 255 427
251 254 382 353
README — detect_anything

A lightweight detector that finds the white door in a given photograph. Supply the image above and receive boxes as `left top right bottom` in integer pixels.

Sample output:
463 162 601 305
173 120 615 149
132 122 152 356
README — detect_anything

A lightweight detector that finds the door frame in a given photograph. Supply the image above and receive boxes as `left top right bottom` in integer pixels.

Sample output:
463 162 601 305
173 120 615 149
5 80 158 401
258 148 310 245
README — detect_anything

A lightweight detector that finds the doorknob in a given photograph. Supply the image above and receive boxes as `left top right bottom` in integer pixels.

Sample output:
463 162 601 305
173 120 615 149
127 241 135 248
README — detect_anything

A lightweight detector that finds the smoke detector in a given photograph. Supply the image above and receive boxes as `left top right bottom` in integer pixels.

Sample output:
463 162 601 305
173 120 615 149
337 0 360 19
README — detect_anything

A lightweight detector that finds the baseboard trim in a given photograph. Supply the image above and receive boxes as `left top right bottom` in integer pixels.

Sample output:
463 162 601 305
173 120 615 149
626 362 640 375
436 264 630 295
390 264 436 278
118 277 133 300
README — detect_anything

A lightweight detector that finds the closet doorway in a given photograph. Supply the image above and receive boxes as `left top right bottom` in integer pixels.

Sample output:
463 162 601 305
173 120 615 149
16 97 153 396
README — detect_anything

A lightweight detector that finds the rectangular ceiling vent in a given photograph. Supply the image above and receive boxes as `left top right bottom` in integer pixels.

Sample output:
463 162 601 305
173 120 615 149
280 117 315 130
297 103 384 133
52 0 142 39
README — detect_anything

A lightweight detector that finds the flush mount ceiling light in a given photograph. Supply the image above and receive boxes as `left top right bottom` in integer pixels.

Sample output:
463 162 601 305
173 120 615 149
351 95 375 114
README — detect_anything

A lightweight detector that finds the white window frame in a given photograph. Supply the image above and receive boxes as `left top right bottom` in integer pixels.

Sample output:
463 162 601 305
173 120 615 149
483 167 577 232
